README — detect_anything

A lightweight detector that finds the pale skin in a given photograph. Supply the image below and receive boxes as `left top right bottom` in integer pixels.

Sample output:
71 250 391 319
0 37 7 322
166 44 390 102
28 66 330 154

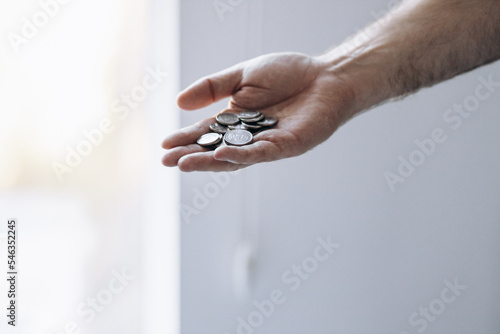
162 0 500 172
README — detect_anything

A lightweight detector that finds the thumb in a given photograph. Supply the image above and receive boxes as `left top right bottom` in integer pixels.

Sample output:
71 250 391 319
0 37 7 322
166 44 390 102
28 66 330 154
177 63 244 111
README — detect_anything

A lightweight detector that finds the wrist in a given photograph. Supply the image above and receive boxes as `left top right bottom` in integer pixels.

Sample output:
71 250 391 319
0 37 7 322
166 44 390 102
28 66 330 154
314 42 394 118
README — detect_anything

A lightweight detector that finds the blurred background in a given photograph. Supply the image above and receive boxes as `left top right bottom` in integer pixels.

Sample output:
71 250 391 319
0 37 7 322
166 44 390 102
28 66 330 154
1 0 500 334
0 0 178 333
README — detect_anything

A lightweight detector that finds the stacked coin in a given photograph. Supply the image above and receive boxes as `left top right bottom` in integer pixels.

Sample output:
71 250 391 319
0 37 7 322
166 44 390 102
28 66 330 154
196 110 278 148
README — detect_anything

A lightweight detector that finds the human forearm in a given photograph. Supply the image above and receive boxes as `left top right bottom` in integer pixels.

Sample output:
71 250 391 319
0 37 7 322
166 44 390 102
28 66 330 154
317 0 500 113
162 0 500 172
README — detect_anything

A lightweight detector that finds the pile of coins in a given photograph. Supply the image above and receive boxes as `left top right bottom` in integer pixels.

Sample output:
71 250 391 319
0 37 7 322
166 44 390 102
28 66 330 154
196 110 278 148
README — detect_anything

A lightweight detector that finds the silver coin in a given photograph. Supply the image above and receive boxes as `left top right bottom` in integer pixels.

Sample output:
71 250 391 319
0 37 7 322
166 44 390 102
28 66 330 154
240 113 264 123
216 112 240 125
197 132 222 146
257 116 278 127
241 122 262 130
227 123 248 130
210 122 228 134
224 130 253 146
237 110 262 120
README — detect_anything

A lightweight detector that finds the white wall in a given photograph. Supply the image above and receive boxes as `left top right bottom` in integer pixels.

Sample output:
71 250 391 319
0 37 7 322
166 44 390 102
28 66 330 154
180 1 500 333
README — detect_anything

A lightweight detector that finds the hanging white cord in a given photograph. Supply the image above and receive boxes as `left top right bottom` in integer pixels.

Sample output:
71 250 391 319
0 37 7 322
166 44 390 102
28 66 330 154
232 164 261 300
231 0 264 301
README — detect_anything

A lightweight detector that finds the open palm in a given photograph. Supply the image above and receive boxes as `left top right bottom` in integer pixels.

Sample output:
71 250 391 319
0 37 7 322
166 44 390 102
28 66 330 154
162 52 355 172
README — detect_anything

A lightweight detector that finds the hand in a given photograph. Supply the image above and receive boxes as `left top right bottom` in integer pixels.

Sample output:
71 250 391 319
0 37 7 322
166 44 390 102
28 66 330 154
162 52 356 172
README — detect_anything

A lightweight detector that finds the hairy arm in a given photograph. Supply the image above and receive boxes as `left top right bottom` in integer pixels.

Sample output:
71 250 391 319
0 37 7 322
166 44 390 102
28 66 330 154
163 0 500 172
323 0 500 113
